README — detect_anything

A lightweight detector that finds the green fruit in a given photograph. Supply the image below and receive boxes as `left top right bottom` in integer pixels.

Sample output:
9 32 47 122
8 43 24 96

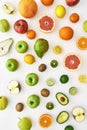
46 102 54 110
0 19 10 32
60 74 69 84
0 96 8 110
16 40 28 53
46 78 55 86
17 117 32 130
6 58 19 72
50 59 58 68
64 125 74 130
27 94 40 108
25 73 39 86
83 20 87 32
69 87 78 96
34 38 49 58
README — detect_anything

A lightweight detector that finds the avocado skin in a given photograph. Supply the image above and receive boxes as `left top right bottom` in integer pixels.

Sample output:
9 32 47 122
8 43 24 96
34 38 49 58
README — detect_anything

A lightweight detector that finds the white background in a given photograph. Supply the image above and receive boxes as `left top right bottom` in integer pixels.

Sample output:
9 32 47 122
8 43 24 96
0 0 87 130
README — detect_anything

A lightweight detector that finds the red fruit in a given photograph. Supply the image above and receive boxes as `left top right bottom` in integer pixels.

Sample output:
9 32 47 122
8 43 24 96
63 53 82 71
38 15 55 33
65 0 80 6
14 19 28 34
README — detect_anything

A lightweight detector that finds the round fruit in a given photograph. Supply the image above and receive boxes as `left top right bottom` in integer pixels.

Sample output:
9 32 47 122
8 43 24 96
41 0 54 6
55 5 66 18
16 103 24 112
24 54 35 64
38 15 55 33
69 87 78 95
16 40 28 53
60 74 69 84
46 102 54 110
39 114 53 128
83 20 87 32
53 45 62 54
18 0 38 18
64 125 74 130
38 63 47 72
27 94 40 108
63 53 82 71
41 88 50 97
0 96 8 110
78 74 87 83
0 19 10 32
14 19 28 34
26 29 36 39
69 13 79 23
25 73 39 86
76 37 87 50
46 78 55 86
59 26 74 40
50 59 58 68
6 58 19 72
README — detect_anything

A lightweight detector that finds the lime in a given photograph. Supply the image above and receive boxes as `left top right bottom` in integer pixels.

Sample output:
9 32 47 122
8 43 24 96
46 102 54 110
50 59 58 68
60 74 69 84
69 87 78 96
46 78 55 86
64 125 74 130
78 74 87 83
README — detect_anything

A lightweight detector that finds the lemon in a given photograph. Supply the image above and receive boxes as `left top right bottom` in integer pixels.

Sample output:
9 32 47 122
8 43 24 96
78 74 87 83
53 45 62 54
24 54 35 64
55 5 66 18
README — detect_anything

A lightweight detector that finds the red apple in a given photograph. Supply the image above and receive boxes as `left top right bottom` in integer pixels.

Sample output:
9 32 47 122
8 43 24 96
65 0 80 6
14 19 28 34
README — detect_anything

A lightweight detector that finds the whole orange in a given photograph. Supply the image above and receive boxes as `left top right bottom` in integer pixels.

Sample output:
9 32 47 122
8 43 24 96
18 0 38 18
26 30 36 39
41 0 54 6
59 26 74 40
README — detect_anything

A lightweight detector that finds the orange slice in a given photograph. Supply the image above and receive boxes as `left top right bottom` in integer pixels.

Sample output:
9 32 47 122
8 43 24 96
77 37 87 50
39 114 53 128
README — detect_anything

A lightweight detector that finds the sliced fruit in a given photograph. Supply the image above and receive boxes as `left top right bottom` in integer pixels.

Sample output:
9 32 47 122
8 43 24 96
46 78 55 86
8 80 21 95
50 59 58 68
34 38 49 58
72 106 85 122
69 87 78 96
56 92 69 105
2 2 14 14
38 15 55 33
39 114 53 128
53 45 62 54
63 53 82 71
46 102 54 110
56 111 69 124
77 37 87 50
78 74 87 83
0 38 13 56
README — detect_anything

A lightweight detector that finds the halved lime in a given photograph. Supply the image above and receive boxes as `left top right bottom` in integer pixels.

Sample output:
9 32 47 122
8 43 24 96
69 87 78 96
46 78 55 86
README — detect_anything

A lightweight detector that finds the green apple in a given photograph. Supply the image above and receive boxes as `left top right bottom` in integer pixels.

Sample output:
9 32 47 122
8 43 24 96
34 38 49 58
15 40 28 53
0 19 10 32
25 73 39 86
27 94 40 108
2 2 15 14
6 58 19 72
0 96 8 110
17 117 32 130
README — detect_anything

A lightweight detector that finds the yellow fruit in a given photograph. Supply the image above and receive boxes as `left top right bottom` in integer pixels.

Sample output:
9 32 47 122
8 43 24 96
55 5 66 18
78 74 87 83
53 45 62 54
18 0 38 18
24 54 35 64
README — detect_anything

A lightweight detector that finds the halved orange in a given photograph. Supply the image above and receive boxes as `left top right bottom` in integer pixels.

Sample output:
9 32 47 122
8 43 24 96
39 114 53 128
77 37 87 50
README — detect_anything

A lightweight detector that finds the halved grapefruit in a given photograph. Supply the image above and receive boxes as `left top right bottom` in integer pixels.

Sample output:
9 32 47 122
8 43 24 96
38 15 55 33
63 53 82 71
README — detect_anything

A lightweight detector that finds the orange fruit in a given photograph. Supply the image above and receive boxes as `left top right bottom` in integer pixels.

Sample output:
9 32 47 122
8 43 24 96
41 0 54 6
39 114 53 128
18 0 38 18
24 54 35 64
70 13 79 23
77 37 87 50
26 30 36 39
59 26 74 40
